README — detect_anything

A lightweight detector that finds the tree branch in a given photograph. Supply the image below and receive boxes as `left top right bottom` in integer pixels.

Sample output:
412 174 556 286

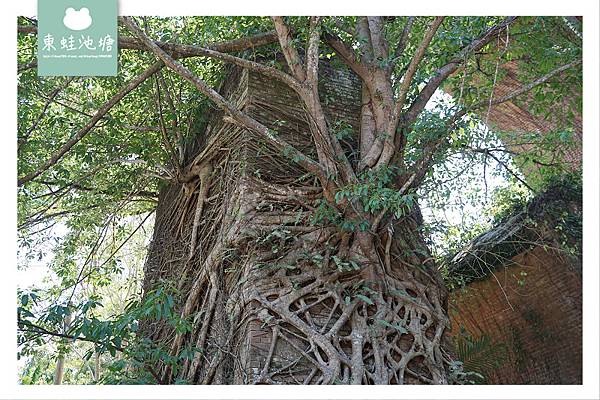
394 17 444 119
121 20 303 92
404 17 517 127
157 73 185 163
485 151 536 193
18 59 37 73
357 17 375 64
271 17 307 82
306 17 322 87
330 17 354 36
38 180 158 199
323 30 369 82
366 17 388 62
452 58 582 123
392 17 415 64
17 61 164 187
121 17 325 182
404 56 579 192
19 77 76 152
472 58 582 110
153 76 183 179
375 17 444 169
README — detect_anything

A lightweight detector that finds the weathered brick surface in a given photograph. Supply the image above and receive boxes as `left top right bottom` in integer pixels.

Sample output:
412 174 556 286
146 50 582 384
448 246 582 384
485 61 582 180
229 63 361 382
446 59 582 182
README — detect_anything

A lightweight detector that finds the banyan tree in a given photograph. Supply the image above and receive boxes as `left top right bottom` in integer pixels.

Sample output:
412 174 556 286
17 16 582 385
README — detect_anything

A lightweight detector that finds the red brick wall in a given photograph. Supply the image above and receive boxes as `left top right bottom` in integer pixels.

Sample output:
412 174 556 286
484 61 582 178
448 246 582 384
446 59 582 183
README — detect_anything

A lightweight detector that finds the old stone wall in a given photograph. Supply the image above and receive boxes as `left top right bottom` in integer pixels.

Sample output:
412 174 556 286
231 63 362 383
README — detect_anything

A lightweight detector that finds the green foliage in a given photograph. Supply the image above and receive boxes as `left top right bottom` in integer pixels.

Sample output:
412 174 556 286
331 255 361 272
18 285 197 384
334 166 417 218
452 327 508 384
376 319 408 334
309 165 419 233
17 16 280 383
447 360 485 385
443 17 581 129
424 16 581 263
310 198 343 226
339 282 380 306
331 120 354 141
484 183 532 224
17 15 280 258
417 107 520 259
490 170 581 244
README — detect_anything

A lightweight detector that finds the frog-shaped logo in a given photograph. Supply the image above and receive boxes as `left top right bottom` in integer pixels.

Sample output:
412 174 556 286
63 7 92 31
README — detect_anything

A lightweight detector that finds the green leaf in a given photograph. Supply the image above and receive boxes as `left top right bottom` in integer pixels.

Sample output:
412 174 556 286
355 294 373 305
376 319 408 334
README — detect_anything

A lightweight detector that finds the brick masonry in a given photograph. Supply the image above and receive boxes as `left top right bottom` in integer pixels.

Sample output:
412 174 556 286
145 49 582 383
448 246 582 384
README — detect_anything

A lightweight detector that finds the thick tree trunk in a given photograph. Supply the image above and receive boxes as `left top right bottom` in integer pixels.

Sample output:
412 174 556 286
142 65 450 384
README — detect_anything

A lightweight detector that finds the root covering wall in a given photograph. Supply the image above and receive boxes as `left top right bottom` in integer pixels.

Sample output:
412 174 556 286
143 59 451 384
143 55 581 385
